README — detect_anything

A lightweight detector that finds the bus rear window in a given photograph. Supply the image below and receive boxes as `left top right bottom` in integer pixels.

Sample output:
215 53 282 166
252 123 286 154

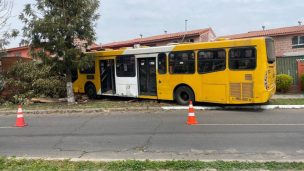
266 38 276 64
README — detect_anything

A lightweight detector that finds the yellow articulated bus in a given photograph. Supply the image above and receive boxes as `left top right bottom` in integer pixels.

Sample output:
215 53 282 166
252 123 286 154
73 37 276 105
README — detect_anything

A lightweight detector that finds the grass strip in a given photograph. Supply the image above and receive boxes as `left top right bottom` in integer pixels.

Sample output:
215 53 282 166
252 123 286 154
0 99 166 111
268 98 304 105
1 157 304 171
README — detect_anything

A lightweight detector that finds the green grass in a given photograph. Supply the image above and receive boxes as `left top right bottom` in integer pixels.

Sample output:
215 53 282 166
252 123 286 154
269 98 304 105
0 158 304 171
0 98 170 111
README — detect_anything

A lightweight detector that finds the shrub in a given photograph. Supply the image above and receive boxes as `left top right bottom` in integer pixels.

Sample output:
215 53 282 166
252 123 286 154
3 61 66 103
276 74 293 93
32 77 66 98
301 74 304 91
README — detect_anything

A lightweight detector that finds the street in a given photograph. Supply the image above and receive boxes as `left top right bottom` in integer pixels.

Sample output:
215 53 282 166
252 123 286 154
0 109 304 161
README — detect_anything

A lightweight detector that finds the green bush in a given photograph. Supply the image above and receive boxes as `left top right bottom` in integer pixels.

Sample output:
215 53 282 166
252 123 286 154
301 74 304 91
3 61 66 103
32 77 66 98
276 74 293 93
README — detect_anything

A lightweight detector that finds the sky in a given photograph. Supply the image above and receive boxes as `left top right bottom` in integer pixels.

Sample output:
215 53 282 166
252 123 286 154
7 0 304 48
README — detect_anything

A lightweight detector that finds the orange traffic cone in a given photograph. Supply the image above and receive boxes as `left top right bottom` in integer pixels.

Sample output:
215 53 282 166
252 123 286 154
15 105 28 127
187 101 198 125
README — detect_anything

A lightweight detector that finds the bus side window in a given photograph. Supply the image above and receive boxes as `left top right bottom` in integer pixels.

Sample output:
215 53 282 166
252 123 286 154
198 49 226 74
158 53 167 74
79 61 95 74
229 47 256 70
116 55 136 77
169 51 195 74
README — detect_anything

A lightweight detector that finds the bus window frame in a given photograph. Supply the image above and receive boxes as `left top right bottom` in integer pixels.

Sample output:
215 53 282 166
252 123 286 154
228 46 257 71
197 48 226 74
168 50 195 74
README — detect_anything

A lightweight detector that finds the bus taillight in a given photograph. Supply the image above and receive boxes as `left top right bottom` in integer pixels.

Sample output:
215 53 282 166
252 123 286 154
264 71 268 90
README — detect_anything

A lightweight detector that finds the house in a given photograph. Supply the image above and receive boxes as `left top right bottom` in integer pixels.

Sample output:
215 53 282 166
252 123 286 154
221 24 304 57
0 46 32 73
91 28 216 50
221 24 304 91
0 39 100 73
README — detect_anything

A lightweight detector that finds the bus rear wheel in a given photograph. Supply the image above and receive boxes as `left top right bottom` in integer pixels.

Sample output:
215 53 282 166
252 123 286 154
85 83 97 99
174 86 194 105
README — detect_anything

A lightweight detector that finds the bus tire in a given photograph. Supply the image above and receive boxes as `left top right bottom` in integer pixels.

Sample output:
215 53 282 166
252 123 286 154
174 86 195 105
85 83 97 99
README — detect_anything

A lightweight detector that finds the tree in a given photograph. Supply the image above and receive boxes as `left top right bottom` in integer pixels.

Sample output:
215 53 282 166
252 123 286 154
19 0 100 103
0 0 18 57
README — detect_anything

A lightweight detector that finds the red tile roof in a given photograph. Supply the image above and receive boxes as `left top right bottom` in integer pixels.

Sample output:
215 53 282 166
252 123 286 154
6 46 29 52
93 28 214 50
222 25 304 39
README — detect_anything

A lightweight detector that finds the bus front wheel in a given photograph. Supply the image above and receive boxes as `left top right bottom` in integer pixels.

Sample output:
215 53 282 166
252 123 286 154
174 86 194 105
85 83 97 99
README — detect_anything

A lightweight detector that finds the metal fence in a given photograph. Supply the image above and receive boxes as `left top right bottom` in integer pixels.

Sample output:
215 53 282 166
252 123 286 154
276 56 304 85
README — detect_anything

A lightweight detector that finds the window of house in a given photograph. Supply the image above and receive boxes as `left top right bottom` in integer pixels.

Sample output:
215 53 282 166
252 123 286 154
15 52 21 57
169 51 195 74
116 55 136 77
189 39 195 43
198 49 226 74
229 47 256 70
158 53 167 74
292 36 304 48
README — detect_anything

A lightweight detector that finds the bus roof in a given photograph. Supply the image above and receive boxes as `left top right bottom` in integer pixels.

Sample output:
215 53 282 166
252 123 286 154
88 37 267 56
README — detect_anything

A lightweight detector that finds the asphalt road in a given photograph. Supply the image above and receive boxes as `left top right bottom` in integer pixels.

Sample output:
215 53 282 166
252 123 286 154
0 109 304 161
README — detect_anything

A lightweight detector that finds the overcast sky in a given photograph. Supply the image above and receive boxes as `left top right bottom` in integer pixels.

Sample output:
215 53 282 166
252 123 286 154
7 0 304 47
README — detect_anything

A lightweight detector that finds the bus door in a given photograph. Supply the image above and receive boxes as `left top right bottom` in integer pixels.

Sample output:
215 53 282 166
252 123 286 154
138 58 157 96
100 59 116 94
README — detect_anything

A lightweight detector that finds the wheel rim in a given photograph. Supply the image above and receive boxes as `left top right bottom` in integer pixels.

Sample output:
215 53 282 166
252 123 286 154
88 89 94 96
180 91 189 101
87 86 95 97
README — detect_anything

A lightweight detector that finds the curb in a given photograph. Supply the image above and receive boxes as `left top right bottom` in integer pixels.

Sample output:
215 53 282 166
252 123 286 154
162 105 304 110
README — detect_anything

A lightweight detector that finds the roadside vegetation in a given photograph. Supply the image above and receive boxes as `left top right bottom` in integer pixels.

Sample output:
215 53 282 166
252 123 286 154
269 98 304 105
276 74 293 93
0 61 66 105
1 158 304 171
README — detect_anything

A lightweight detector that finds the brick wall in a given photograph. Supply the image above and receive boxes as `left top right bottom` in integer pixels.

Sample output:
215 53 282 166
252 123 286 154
273 35 304 57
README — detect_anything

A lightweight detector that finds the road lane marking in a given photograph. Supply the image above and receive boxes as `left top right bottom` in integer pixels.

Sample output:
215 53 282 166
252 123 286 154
0 127 18 129
195 124 304 126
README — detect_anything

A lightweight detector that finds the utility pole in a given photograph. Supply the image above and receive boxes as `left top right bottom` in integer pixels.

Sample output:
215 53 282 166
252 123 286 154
185 19 188 32
181 19 188 43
